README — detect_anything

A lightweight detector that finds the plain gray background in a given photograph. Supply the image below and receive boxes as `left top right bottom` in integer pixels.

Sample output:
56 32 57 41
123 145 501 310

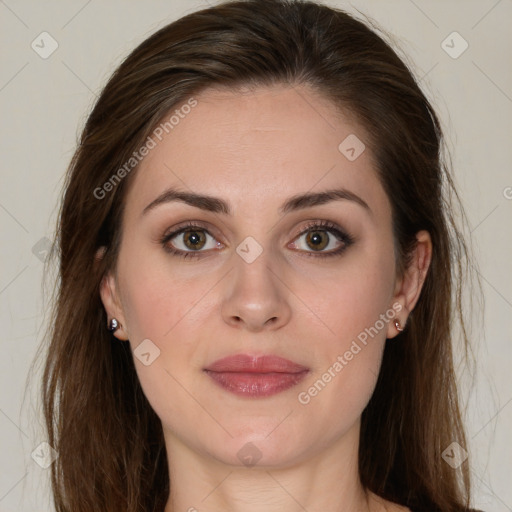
1 0 511 510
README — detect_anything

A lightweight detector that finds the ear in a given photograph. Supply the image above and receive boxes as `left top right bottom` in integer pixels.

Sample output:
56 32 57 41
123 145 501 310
96 247 129 341
387 230 432 339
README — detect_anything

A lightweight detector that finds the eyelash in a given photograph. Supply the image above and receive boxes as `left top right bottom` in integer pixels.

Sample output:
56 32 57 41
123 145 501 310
159 220 354 260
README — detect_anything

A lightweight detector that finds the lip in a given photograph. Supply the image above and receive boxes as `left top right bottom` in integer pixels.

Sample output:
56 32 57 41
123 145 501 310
204 354 310 398
205 354 309 373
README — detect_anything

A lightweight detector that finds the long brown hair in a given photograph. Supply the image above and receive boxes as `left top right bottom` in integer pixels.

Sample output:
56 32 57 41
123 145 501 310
33 0 478 510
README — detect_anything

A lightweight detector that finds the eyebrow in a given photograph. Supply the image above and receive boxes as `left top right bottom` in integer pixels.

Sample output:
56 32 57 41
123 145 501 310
141 186 371 217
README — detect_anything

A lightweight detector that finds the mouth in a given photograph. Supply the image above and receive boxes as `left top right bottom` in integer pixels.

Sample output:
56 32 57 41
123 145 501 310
203 354 310 398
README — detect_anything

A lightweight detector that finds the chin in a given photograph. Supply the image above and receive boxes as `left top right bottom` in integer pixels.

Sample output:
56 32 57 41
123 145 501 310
202 429 308 470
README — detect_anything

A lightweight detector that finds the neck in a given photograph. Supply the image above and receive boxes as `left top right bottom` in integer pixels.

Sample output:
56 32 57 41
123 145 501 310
163 420 383 512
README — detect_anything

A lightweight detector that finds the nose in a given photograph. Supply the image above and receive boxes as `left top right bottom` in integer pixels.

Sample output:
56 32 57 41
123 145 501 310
221 249 292 332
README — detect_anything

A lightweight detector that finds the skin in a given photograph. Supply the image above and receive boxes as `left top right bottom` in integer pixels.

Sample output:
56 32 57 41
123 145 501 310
100 84 431 512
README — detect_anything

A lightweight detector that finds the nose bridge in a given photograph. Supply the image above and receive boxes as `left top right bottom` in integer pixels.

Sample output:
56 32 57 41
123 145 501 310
221 237 292 331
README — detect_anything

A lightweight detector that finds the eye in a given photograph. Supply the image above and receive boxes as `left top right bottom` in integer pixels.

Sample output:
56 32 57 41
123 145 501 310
159 220 354 260
289 220 354 258
160 222 222 259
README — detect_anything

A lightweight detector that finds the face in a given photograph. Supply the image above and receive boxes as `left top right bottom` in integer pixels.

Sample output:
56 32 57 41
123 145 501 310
101 84 412 468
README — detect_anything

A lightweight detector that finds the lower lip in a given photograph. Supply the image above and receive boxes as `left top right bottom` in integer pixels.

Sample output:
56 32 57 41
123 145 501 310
204 370 309 397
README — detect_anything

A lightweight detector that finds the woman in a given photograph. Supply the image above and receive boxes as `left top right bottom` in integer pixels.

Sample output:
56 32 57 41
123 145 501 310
39 0 482 510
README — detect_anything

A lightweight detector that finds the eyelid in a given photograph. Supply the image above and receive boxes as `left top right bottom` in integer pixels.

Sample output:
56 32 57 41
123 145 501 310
293 219 338 237
161 220 222 241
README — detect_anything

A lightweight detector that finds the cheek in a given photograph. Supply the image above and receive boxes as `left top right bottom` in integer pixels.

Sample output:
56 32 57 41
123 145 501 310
294 244 395 420
312 279 389 382
115 253 212 424
122 275 195 340
117 238 206 341
302 243 396 348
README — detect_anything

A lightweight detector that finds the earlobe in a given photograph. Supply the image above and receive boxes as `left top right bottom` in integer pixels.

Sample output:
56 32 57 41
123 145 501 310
386 304 406 339
387 230 432 339
99 271 129 341
95 246 107 261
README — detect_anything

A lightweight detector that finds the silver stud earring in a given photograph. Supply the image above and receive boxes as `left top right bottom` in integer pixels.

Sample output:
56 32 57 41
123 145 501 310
108 318 120 332
394 319 404 332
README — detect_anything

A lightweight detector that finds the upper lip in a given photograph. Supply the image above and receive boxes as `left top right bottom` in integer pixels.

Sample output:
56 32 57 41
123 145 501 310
204 354 309 373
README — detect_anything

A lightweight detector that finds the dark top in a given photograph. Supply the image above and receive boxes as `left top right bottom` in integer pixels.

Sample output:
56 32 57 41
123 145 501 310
410 509 484 512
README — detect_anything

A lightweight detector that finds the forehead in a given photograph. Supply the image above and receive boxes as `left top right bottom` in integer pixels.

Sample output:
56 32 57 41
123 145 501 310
124 84 388 220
